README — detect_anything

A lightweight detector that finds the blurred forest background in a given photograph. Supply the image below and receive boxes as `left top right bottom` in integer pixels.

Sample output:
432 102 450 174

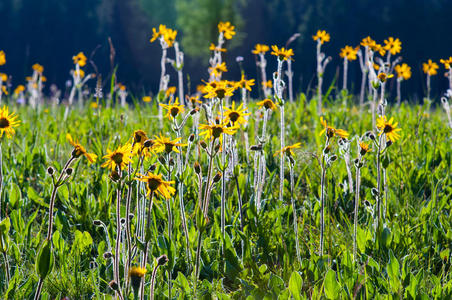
1 0 452 101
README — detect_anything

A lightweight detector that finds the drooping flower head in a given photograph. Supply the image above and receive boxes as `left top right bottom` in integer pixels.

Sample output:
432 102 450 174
271 46 294 61
377 72 394 83
423 60 439 76
32 63 44 74
129 266 147 291
222 101 251 126
135 172 175 199
165 86 176 98
102 143 133 171
319 117 349 139
66 133 97 163
383 37 402 55
160 98 185 120
273 143 301 157
0 106 20 138
359 142 372 156
218 22 236 40
154 135 187 154
257 98 277 111
376 116 402 142
72 52 87 67
252 44 270 55
313 30 330 44
340 45 359 61
14 85 25 95
394 64 412 80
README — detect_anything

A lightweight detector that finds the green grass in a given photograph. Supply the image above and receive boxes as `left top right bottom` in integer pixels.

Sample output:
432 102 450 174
0 95 451 299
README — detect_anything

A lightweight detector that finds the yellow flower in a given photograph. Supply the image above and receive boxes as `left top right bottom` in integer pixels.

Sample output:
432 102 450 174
32 63 44 74
14 85 25 95
359 142 371 156
312 30 330 44
383 37 402 55
66 133 97 163
340 45 359 61
274 143 301 157
235 74 255 91
135 172 175 199
209 62 228 77
271 45 294 61
199 119 239 140
102 143 133 171
154 135 187 154
132 130 154 157
90 102 98 109
377 72 394 83
209 43 226 52
0 106 20 138
394 64 411 80
256 98 277 111
360 36 375 47
129 266 147 278
72 52 87 67
423 60 439 76
117 83 126 91
0 73 7 82
262 80 273 89
149 25 177 47
218 21 235 40
165 86 177 98
376 116 402 142
202 80 235 99
74 69 85 78
1 86 7 96
0 51 5 66
252 44 270 55
319 117 349 138
142 96 151 103
222 101 250 126
440 57 452 69
187 95 202 107
160 97 185 120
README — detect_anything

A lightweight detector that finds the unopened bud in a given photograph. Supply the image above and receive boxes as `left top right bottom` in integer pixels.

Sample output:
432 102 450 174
129 213 134 220
200 140 207 149
158 156 166 165
157 254 169 266
194 162 201 174
189 134 195 142
89 261 98 269
371 188 379 197
47 166 55 175
93 220 102 226
149 164 156 172
329 155 338 162
250 144 262 151
169 158 175 166
214 143 221 153
190 108 199 115
120 218 126 225
213 172 222 183
110 171 120 182
109 280 119 291
66 168 73 176
386 140 393 148
103 252 113 259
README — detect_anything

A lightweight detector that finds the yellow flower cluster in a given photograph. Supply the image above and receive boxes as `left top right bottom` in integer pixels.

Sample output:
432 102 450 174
150 24 177 47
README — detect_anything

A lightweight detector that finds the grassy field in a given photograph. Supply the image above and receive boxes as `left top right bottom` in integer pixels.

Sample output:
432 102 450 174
0 95 450 299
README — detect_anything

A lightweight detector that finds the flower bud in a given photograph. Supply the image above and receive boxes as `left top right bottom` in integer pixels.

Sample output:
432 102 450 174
129 213 134 220
214 143 221 153
157 254 169 266
120 218 126 225
194 162 201 174
149 164 156 172
386 140 393 148
169 158 175 166
250 144 262 151
93 220 102 226
158 156 166 165
213 172 222 183
109 280 119 291
189 134 195 142
200 140 207 149
89 261 98 269
103 252 113 259
190 108 199 115
47 166 55 175
66 168 73 176
110 171 120 182
329 155 338 162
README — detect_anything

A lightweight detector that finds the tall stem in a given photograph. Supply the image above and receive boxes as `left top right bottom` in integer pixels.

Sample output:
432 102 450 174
353 160 361 261
289 162 302 266
319 155 326 256
343 58 348 91
140 192 154 300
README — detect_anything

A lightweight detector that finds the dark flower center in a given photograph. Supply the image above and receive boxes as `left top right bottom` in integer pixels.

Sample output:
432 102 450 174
216 89 226 99
147 178 162 191
164 142 174 153
170 107 180 117
383 124 393 133
212 126 223 139
228 112 240 123
0 117 9 128
111 152 123 164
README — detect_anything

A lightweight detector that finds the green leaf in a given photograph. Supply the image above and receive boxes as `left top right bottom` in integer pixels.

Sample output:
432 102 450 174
324 270 340 299
36 239 54 279
9 183 21 209
289 271 303 300
387 250 400 293
259 264 268 274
